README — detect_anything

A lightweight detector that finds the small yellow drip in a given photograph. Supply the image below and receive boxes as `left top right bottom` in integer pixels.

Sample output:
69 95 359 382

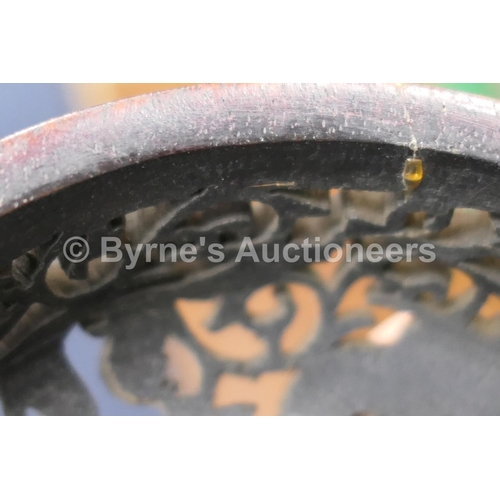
403 158 424 189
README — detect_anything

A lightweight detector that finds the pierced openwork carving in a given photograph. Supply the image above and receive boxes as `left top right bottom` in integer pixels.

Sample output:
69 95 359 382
2 83 500 415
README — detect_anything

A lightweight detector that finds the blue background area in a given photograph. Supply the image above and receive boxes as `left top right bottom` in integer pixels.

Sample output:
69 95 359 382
0 83 69 139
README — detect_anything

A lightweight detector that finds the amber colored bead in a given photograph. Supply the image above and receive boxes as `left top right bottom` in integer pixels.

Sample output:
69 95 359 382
403 158 424 189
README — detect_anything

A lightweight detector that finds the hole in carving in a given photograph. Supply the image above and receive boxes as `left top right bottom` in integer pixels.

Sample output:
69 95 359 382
213 370 297 416
45 257 121 299
405 211 427 229
163 336 203 397
245 284 286 325
292 189 341 240
175 297 267 363
436 208 493 242
108 217 124 231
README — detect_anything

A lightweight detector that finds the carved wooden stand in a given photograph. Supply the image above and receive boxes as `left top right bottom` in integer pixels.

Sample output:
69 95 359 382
1 84 500 415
